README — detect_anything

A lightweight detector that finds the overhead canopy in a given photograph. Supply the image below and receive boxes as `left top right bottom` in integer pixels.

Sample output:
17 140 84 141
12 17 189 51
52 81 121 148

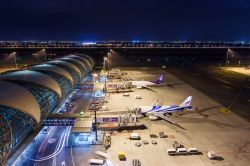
0 81 41 123
29 64 74 84
0 70 62 98
71 118 93 133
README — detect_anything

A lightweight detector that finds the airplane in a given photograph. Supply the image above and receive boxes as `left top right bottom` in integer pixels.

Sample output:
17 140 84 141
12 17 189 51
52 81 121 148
126 74 165 89
130 96 193 124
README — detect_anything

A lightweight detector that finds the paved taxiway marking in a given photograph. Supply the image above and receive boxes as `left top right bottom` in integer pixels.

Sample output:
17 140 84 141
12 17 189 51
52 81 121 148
245 86 250 89
219 107 231 113
70 143 76 166
215 78 233 85
222 85 234 90
61 161 66 166
215 75 250 90
52 157 56 166
48 138 57 144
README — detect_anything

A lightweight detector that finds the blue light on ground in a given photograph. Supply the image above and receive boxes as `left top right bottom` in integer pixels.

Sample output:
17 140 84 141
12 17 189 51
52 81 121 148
95 90 105 97
99 75 107 82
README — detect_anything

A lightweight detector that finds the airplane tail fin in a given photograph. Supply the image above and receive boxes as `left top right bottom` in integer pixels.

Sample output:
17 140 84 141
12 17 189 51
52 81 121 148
152 98 163 106
153 98 160 106
152 74 164 84
158 74 164 82
180 96 192 107
151 74 165 84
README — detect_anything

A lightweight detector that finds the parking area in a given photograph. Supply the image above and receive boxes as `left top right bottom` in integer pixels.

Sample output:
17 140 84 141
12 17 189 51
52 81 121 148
101 68 250 166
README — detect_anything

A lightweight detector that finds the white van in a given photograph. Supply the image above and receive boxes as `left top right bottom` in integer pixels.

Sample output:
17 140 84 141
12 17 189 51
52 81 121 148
176 148 187 155
88 159 104 165
130 133 140 140
188 147 198 154
135 95 142 99
123 93 130 96
167 148 176 156
207 151 216 159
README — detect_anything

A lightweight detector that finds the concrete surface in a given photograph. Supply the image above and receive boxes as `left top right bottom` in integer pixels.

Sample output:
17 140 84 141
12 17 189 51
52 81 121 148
225 67 250 76
104 68 250 166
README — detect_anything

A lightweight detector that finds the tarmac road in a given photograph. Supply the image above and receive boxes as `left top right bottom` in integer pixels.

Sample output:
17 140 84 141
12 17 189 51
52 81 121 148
13 83 95 166
106 67 250 166
68 89 93 114
167 66 250 121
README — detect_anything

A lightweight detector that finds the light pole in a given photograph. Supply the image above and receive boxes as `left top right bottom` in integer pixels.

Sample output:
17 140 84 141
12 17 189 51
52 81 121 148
109 49 112 70
42 49 47 61
104 78 107 97
226 48 229 65
92 73 98 84
107 52 111 70
92 73 98 142
107 52 111 77
93 90 97 142
14 52 17 69
10 52 17 69
226 48 232 65
103 57 108 96
32 49 46 61
103 57 107 71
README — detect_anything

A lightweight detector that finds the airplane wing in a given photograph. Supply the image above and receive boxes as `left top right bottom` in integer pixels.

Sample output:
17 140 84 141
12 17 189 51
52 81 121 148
135 84 153 91
131 81 155 87
130 81 156 92
152 112 176 124
152 112 186 130
141 85 153 90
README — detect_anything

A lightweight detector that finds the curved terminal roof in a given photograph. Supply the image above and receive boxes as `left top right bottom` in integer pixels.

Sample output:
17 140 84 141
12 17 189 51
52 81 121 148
0 70 62 98
46 60 81 76
60 57 88 74
77 54 95 66
0 81 41 123
68 55 93 71
29 64 74 84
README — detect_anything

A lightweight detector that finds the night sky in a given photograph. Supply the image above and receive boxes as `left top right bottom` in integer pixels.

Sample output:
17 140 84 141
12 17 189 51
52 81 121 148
0 0 250 41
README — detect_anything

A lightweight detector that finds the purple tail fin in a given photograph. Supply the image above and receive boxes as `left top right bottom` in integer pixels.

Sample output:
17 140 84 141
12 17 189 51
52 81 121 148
158 74 163 82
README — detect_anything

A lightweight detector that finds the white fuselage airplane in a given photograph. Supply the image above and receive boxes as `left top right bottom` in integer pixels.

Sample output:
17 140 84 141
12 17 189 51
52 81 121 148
132 96 193 123
130 80 156 89
128 74 164 89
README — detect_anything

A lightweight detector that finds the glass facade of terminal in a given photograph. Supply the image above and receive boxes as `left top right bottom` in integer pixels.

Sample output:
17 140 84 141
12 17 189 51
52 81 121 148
36 71 72 98
61 59 86 78
0 106 34 154
79 59 92 73
13 81 59 121
0 54 94 164
71 56 92 73
51 64 80 85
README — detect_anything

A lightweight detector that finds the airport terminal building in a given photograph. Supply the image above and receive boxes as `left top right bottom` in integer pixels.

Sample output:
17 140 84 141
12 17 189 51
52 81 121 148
0 54 94 164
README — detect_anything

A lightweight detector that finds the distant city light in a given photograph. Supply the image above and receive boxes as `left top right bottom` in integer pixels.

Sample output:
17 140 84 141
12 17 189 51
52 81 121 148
82 42 96 45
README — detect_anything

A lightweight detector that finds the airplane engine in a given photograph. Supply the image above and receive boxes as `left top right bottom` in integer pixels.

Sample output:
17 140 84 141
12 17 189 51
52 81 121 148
149 115 159 121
